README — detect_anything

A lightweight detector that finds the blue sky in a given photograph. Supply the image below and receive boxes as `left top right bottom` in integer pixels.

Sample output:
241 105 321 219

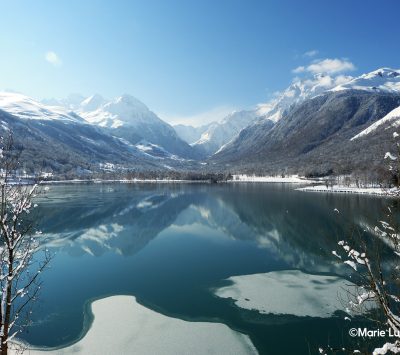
0 0 399 125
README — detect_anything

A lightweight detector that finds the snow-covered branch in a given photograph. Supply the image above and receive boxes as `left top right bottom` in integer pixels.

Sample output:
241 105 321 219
0 133 49 354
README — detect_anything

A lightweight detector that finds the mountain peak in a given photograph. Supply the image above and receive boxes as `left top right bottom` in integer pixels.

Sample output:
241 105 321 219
80 94 106 111
101 94 150 118
79 93 159 129
115 94 147 107
362 67 400 79
331 67 400 93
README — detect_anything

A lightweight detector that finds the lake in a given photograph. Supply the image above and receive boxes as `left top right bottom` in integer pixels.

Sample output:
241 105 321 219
20 183 391 354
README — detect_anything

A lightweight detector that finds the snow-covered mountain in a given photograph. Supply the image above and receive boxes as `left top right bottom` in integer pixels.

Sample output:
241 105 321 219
255 73 353 123
41 93 200 160
175 74 354 158
4 66 400 176
173 123 212 145
0 93 166 173
260 67 400 125
214 73 353 157
212 68 400 174
76 94 199 159
331 68 400 93
79 94 153 128
190 110 259 156
174 110 262 157
174 112 260 157
0 92 83 122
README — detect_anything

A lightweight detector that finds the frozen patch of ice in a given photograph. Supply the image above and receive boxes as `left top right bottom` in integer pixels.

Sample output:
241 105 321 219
12 295 257 355
215 270 355 318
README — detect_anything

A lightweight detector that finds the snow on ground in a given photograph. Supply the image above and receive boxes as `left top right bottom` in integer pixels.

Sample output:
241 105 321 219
12 295 257 355
230 174 312 183
214 270 355 318
43 179 203 184
296 184 392 196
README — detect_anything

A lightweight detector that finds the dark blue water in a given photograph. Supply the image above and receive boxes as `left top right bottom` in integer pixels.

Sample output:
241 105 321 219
20 183 390 354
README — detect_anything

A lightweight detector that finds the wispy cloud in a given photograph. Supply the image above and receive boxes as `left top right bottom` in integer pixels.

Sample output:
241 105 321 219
293 58 355 75
45 51 62 67
303 49 319 58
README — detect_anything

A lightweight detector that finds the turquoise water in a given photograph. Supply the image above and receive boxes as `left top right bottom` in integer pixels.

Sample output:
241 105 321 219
20 183 390 354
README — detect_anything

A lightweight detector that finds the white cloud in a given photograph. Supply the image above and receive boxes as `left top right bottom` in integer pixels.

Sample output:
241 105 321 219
293 58 355 75
299 74 353 90
256 102 274 116
293 65 306 74
303 49 318 57
45 51 62 67
158 105 237 127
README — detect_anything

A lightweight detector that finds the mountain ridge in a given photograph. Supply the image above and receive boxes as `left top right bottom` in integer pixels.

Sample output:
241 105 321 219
2 67 400 177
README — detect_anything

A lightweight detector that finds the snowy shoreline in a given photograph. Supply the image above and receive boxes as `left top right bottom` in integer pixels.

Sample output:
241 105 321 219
41 174 312 184
229 175 395 197
11 295 257 355
296 184 395 196
42 178 209 184
29 176 399 198
229 174 313 183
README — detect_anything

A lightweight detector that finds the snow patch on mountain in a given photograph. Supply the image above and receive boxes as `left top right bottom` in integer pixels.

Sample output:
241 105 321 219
133 140 185 161
351 105 400 140
194 131 211 145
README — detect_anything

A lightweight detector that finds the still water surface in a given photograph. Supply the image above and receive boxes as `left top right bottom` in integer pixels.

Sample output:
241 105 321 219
21 183 391 354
